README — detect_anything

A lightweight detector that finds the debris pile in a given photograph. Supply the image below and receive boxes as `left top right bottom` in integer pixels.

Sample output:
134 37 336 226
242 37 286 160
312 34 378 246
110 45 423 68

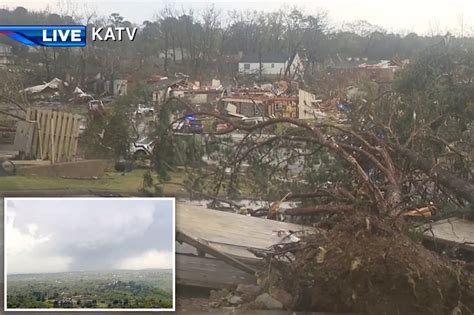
258 215 474 315
203 285 293 311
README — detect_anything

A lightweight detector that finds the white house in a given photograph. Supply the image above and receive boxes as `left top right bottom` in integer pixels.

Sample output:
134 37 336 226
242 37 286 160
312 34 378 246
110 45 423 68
158 48 190 62
0 43 14 66
238 52 303 77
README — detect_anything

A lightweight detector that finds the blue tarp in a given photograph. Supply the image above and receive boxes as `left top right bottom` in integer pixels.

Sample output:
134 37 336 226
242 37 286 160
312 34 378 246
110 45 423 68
337 103 351 112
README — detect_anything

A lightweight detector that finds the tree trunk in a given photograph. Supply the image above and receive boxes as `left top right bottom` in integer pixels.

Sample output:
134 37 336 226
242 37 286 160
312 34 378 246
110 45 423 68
172 34 176 63
395 144 474 203
285 205 354 216
164 29 169 75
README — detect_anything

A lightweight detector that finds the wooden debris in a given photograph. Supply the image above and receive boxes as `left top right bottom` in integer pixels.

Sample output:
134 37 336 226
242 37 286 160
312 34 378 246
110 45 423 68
176 230 257 274
176 204 317 262
267 192 291 219
284 205 353 216
175 204 319 288
403 205 435 217
176 254 256 289
25 108 81 163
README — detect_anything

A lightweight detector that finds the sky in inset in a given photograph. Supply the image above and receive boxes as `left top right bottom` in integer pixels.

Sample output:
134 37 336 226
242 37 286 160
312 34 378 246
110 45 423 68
5 198 174 275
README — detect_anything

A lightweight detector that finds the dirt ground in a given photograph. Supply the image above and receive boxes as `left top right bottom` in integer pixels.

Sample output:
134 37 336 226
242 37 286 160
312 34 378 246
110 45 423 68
175 296 353 314
264 215 474 315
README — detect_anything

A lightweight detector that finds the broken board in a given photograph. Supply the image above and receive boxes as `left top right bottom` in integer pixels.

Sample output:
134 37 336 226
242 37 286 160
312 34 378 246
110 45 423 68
176 254 256 289
13 120 35 156
423 217 474 252
176 204 318 263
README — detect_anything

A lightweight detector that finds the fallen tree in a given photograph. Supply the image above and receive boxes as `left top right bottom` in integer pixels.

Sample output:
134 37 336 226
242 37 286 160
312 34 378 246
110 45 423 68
158 42 473 218
259 215 474 315
154 42 473 314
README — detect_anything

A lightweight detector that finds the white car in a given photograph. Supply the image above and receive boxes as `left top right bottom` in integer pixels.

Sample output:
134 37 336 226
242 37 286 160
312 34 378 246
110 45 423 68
134 104 154 117
241 116 269 125
130 138 155 159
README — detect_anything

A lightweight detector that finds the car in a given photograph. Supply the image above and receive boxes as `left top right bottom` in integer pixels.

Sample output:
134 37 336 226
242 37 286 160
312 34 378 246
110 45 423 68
134 104 154 117
184 119 204 133
130 138 155 160
172 114 204 134
241 116 269 125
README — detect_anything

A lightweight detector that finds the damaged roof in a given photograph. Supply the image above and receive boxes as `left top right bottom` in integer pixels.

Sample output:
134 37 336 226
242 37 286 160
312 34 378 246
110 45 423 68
329 57 407 69
147 77 187 89
21 78 65 94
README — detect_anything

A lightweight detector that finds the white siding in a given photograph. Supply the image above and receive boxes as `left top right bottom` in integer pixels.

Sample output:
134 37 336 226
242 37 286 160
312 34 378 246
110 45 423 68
105 80 127 96
298 89 317 119
289 53 305 78
171 90 208 104
113 80 127 96
238 62 287 75
0 56 12 65
186 94 208 104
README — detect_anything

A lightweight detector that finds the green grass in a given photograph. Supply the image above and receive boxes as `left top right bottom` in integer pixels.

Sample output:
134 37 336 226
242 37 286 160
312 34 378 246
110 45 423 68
0 169 186 195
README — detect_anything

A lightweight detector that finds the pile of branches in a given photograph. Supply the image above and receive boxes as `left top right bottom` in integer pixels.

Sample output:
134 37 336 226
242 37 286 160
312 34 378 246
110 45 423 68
167 109 473 219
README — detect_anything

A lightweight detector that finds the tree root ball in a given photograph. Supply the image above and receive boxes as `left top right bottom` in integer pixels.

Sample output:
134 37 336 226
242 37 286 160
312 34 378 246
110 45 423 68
272 216 474 315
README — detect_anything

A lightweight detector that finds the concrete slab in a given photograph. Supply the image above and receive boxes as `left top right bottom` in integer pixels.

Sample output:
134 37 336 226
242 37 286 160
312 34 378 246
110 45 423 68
15 159 109 178
423 217 474 252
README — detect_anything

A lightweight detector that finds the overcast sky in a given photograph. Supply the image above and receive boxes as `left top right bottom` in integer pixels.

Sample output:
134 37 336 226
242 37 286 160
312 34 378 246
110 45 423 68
1 0 474 35
5 198 174 275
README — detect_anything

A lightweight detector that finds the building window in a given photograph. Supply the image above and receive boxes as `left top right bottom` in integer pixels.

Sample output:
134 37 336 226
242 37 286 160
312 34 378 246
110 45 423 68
244 63 250 70
271 63 275 68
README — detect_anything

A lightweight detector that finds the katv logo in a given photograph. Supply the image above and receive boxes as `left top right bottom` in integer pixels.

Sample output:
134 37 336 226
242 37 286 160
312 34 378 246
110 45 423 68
0 25 86 47
92 26 138 41
0 25 138 47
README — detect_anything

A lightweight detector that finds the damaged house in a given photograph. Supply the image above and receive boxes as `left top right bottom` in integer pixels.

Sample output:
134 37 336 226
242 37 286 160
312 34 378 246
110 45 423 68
238 52 304 79
104 79 128 97
149 76 225 106
224 86 320 120
328 57 409 84
21 78 66 102
222 95 298 118
171 86 224 105
0 43 14 66
147 76 188 104
20 78 92 103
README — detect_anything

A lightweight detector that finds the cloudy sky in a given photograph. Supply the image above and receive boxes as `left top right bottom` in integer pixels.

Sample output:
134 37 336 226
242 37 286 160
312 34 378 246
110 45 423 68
5 198 174 275
1 0 474 34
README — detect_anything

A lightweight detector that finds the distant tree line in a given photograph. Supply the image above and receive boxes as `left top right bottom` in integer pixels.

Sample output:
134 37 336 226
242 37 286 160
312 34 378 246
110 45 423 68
2 6 474 84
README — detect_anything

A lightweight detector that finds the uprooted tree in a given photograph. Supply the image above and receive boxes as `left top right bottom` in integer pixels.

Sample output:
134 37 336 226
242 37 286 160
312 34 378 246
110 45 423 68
159 41 474 217
155 42 474 314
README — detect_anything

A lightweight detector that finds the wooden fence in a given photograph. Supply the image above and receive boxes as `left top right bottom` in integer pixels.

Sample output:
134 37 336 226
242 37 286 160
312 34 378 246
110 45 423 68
25 108 81 163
